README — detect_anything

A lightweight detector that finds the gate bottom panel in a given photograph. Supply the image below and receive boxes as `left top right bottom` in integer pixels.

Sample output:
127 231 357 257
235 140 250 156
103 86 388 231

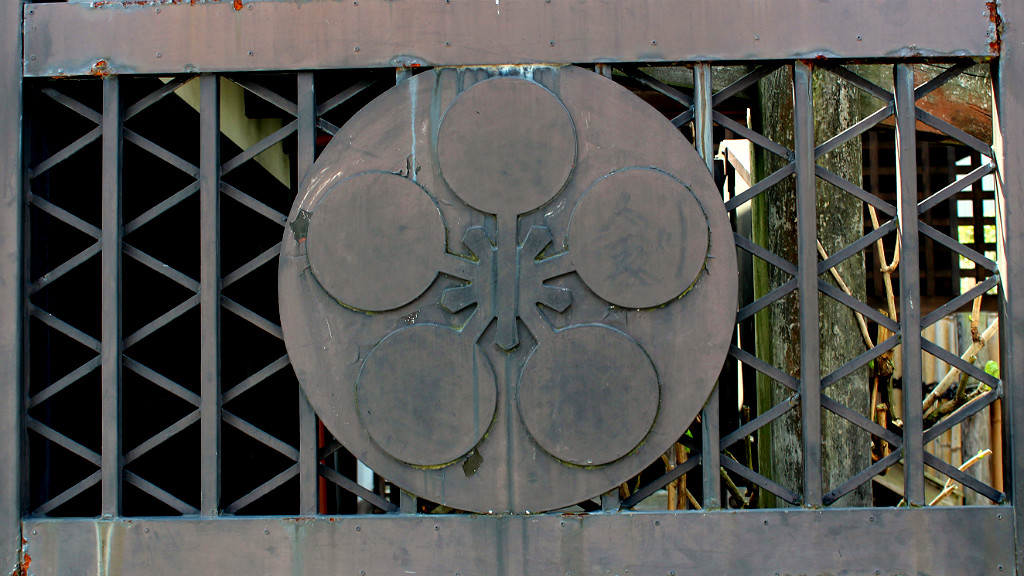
22 507 1013 576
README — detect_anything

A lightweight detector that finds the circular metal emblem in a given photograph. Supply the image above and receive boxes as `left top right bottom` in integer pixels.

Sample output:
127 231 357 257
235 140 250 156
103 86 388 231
280 65 737 513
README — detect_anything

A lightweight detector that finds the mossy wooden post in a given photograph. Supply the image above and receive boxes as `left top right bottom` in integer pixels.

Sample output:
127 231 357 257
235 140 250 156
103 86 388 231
754 65 872 507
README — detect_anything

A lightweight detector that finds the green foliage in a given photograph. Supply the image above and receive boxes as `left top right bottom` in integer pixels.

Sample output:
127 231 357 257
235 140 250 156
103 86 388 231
981 360 1000 392
985 360 1000 379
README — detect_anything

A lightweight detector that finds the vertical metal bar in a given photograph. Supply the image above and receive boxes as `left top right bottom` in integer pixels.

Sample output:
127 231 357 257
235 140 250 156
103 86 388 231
694 63 715 170
399 489 417 514
793 61 822 507
991 4 1024 568
894 63 925 506
296 73 316 186
0 0 24 564
601 490 620 511
100 76 123 517
296 72 318 516
694 62 720 509
396 68 412 84
701 391 720 509
200 74 221 516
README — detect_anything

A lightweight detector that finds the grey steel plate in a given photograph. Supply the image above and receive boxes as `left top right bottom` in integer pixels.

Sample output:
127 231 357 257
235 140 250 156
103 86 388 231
21 508 1015 576
280 65 737 513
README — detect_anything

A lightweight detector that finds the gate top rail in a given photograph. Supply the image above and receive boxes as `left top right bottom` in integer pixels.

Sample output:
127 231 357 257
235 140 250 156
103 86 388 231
22 0 999 77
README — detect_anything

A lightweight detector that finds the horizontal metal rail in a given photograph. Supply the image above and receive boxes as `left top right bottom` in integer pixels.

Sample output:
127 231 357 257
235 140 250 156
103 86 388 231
22 0 997 77
22 508 1015 576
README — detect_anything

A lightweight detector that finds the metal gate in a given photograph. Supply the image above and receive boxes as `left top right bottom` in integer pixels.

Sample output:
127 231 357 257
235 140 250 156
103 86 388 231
3 1 1024 574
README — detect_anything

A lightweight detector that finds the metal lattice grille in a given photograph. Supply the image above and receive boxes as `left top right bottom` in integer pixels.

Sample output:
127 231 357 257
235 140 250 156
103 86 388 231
23 61 1006 519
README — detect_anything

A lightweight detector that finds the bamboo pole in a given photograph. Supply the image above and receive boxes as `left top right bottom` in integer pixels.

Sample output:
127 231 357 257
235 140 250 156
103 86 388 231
929 449 992 506
922 319 999 412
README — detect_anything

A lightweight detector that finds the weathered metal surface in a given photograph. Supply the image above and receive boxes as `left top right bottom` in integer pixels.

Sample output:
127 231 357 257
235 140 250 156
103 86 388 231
1 0 23 566
568 168 709 309
306 173 447 312
199 74 221 516
100 76 124 517
793 62 822 507
895 64 926 507
8 0 1024 567
22 508 1015 576
356 325 497 467
280 65 737 513
517 324 659 467
692 63 722 510
297 71 320 516
436 77 577 218
22 0 998 77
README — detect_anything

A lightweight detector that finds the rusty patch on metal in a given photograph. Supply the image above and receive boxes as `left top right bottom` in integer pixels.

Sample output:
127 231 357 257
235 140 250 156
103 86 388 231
89 0 226 7
91 0 170 7
91 1 152 7
88 59 111 77
390 55 429 68
12 539 30 576
233 0 243 11
987 1 1003 54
